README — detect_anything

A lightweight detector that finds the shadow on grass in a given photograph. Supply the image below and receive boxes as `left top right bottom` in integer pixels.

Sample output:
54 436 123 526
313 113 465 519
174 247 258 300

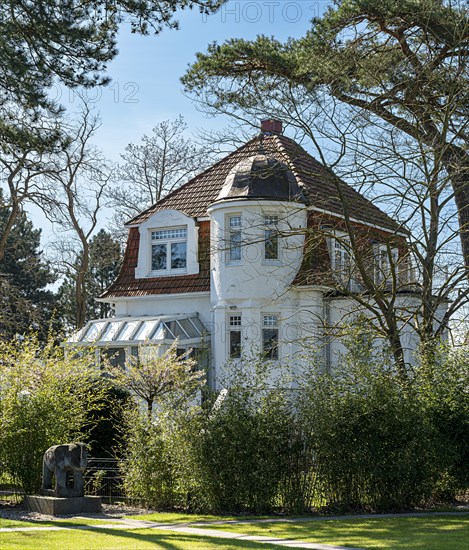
6 526 286 549
204 515 469 550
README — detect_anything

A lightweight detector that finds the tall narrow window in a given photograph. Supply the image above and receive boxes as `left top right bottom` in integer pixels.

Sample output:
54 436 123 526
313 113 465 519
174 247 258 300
374 245 398 284
262 314 279 359
229 314 242 358
333 236 352 285
264 215 279 260
228 215 242 262
151 227 187 272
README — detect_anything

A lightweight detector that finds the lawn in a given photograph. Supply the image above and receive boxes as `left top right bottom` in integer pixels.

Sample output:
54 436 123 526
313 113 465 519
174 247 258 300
1 512 467 549
0 517 121 528
0 527 279 549
124 511 268 523
192 514 469 550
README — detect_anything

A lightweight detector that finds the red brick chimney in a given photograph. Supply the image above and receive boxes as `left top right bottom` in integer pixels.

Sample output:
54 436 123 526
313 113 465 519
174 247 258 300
260 119 283 135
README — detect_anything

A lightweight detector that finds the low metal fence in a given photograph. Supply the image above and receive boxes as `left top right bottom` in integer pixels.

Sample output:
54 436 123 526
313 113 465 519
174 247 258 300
84 457 126 503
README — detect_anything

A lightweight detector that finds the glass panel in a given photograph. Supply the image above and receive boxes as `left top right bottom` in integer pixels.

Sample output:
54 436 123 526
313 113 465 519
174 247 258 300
263 315 278 327
264 229 279 260
178 318 199 338
133 320 159 342
171 242 187 269
151 322 166 341
189 317 205 336
229 315 242 327
262 328 279 359
229 216 241 228
152 243 167 270
82 321 108 342
164 320 187 339
151 228 187 240
265 215 278 226
229 330 241 358
229 230 241 261
118 320 141 341
100 321 123 342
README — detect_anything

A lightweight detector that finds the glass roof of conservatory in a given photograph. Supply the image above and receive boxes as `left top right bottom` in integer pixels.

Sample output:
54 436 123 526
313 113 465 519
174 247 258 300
68 314 208 346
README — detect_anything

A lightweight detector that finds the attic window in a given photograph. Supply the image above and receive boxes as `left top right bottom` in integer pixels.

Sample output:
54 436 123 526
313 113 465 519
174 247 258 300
151 226 187 272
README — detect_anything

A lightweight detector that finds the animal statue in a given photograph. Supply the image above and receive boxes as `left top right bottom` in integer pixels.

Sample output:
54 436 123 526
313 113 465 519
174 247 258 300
42 443 88 498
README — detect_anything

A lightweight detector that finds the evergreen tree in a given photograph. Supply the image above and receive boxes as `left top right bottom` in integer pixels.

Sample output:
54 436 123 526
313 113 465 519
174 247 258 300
182 0 469 271
0 189 58 339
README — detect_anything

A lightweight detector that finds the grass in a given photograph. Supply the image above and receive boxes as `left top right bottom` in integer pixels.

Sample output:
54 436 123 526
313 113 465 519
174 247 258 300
124 511 268 523
194 514 469 549
1 511 468 549
0 517 121 528
0 528 280 549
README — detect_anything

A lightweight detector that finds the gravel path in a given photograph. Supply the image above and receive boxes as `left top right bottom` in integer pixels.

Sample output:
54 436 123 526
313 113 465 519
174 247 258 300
0 501 149 523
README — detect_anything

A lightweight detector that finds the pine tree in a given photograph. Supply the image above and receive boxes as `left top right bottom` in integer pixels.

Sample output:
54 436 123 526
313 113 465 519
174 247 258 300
0 190 58 339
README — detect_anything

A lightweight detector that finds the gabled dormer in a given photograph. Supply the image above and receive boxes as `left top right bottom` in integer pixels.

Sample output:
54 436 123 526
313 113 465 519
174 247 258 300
133 209 199 279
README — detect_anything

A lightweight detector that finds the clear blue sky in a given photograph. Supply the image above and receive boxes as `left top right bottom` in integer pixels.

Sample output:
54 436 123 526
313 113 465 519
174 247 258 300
32 1 327 246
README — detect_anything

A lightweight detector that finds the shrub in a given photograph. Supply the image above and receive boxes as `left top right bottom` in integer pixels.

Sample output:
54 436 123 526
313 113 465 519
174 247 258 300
119 407 179 508
0 335 109 494
169 360 297 513
298 365 436 511
414 345 469 500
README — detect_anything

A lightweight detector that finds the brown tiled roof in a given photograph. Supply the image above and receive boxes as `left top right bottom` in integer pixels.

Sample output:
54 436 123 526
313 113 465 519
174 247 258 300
101 222 211 299
128 133 399 232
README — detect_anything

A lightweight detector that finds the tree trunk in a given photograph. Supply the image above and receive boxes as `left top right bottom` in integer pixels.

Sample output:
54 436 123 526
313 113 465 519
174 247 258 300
441 144 469 271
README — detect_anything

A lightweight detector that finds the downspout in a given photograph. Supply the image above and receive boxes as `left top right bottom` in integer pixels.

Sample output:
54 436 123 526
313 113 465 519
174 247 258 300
323 297 331 372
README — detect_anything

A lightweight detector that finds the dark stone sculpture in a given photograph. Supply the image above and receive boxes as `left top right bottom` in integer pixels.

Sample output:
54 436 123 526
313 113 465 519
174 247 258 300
42 443 87 498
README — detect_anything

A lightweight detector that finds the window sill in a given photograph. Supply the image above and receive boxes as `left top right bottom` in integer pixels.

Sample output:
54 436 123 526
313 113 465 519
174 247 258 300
148 269 188 278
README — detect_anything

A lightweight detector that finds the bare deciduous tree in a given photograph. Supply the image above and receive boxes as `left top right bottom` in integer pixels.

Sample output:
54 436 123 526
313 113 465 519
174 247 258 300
107 116 208 237
49 106 112 329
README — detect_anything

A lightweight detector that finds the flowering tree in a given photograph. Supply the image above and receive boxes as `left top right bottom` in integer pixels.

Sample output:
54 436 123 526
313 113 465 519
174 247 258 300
109 341 204 416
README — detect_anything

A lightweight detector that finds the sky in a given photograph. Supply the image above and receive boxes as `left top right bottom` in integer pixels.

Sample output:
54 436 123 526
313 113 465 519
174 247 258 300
29 1 327 247
56 1 324 161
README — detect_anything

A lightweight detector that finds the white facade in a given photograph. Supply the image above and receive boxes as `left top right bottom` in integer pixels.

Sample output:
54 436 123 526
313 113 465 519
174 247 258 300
72 133 438 385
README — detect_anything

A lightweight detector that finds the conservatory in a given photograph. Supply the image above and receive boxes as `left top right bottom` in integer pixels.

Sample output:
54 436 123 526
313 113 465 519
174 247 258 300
68 314 208 367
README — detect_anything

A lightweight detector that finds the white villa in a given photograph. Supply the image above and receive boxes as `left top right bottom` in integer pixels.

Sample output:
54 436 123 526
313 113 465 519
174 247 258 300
71 120 429 386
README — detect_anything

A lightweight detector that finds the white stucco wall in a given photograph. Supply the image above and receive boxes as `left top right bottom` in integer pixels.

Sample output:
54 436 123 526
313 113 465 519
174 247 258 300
207 199 312 386
326 293 448 369
112 293 211 328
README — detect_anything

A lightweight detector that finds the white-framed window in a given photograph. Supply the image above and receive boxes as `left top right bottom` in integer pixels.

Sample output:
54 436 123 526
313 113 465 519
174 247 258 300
262 314 279 360
374 244 399 284
331 235 353 285
227 215 242 263
264 215 279 261
150 226 187 272
228 314 242 358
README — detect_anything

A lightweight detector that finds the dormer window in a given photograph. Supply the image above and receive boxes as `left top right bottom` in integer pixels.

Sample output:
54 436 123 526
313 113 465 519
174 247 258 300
331 235 352 285
374 244 398 284
151 226 187 272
